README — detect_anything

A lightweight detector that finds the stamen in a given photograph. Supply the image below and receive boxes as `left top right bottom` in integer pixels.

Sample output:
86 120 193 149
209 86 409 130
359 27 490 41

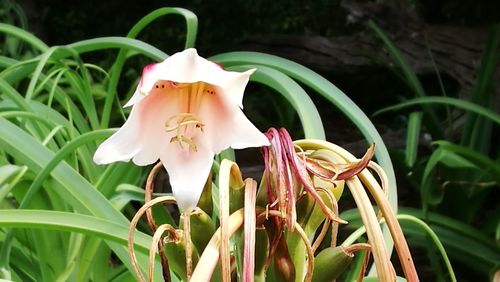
170 136 198 152
165 119 205 132
165 113 205 152
165 114 205 132
162 81 217 152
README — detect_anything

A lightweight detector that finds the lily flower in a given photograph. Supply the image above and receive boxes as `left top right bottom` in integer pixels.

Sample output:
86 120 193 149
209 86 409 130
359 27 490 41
94 48 269 212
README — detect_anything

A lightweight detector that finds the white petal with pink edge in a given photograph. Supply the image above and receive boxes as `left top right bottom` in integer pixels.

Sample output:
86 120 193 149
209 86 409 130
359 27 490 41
125 49 254 108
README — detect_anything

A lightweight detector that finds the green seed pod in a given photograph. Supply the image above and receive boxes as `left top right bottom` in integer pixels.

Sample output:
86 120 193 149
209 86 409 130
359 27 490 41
188 208 216 253
312 246 354 282
164 236 199 281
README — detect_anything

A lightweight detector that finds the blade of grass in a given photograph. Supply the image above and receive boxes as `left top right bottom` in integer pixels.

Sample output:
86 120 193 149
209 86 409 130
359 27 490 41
341 211 456 282
63 66 100 130
1 62 91 134
96 163 145 198
400 208 499 274
343 206 500 274
18 129 115 212
397 215 457 282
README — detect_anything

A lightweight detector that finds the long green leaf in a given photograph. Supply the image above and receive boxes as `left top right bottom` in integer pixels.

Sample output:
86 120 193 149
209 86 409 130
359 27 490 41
420 147 478 208
0 118 112 214
405 111 423 167
67 37 166 61
375 96 500 125
0 165 27 202
367 20 442 139
341 210 457 282
400 208 499 274
1 61 91 134
0 210 151 254
0 117 159 279
102 7 197 128
342 207 499 276
0 23 48 53
462 23 500 152
434 141 500 182
126 7 198 49
19 129 115 212
227 64 325 139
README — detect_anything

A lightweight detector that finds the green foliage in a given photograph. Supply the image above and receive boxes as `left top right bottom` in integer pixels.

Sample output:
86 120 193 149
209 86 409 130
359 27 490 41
372 20 500 280
0 6 194 281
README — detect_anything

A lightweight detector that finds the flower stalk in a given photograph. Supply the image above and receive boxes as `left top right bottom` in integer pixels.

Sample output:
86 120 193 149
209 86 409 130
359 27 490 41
243 178 257 282
218 160 233 282
182 212 193 280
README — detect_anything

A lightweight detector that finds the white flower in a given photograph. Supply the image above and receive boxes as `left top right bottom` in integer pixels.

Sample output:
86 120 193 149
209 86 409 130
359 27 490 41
94 48 269 212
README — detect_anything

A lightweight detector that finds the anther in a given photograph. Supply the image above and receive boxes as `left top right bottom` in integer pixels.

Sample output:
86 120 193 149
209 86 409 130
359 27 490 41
165 113 205 153
170 136 198 152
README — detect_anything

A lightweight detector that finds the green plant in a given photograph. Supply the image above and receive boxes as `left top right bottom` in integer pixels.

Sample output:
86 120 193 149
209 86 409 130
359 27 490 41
371 20 500 280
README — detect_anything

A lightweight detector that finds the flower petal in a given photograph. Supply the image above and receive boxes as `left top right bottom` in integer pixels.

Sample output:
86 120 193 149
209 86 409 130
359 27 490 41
124 49 254 108
196 90 269 154
216 69 255 109
124 63 162 107
93 105 142 164
226 110 270 149
160 143 214 213
94 87 177 166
